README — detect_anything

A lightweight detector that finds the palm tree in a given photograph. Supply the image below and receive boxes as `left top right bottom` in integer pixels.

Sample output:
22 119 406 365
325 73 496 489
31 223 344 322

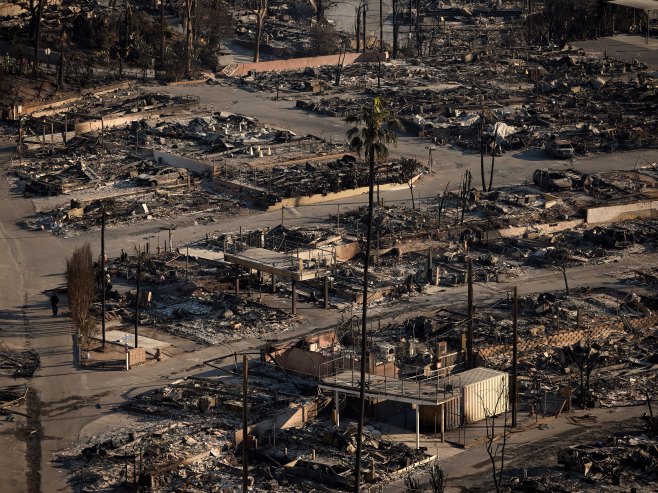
345 97 400 493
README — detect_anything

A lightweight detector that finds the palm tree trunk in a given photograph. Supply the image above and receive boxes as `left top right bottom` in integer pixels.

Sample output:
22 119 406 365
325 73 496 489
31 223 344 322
354 147 375 493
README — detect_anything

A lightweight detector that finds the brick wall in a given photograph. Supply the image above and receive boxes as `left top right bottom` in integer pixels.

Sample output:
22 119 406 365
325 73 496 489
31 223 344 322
477 313 658 360
129 347 146 366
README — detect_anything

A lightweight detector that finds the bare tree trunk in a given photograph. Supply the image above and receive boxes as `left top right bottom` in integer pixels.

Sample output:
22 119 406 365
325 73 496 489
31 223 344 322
561 267 570 295
254 14 264 62
356 7 361 52
415 0 421 56
354 145 376 493
28 0 37 39
408 0 412 51
184 0 193 76
160 0 165 68
379 0 383 52
362 6 367 52
409 181 415 210
316 0 324 25
392 0 399 58
33 0 44 77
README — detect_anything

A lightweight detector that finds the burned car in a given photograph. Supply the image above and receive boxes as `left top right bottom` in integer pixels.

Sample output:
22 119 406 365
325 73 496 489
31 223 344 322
545 138 575 159
533 168 582 191
135 167 188 187
584 226 635 249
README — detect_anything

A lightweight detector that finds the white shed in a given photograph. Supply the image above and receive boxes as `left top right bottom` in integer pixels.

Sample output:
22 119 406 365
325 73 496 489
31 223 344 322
458 368 509 424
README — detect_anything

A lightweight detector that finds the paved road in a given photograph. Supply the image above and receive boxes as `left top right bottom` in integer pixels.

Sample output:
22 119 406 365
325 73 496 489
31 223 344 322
576 33 658 69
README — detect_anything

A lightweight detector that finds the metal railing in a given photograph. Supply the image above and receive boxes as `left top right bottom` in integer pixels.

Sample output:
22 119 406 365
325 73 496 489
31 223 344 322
318 351 464 403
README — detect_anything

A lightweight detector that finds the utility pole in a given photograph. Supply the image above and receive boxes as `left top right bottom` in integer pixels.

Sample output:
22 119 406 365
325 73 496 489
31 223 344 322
242 354 249 493
134 258 140 348
101 205 106 349
467 260 474 369
512 286 518 428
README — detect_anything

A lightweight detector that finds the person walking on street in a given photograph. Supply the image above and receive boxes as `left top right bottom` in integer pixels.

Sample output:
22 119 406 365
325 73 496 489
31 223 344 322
50 294 59 317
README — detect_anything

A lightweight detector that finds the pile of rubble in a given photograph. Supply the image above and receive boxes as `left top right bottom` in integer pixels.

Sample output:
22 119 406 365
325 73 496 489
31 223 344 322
149 291 298 345
96 251 301 346
216 152 416 208
231 2 353 60
517 431 658 492
364 285 657 412
20 190 240 237
55 373 431 492
0 343 40 378
281 46 658 155
0 383 27 408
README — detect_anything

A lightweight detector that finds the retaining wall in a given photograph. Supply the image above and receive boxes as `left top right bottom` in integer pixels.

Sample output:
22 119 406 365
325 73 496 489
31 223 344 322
152 149 215 175
266 173 421 211
224 51 388 76
586 200 658 224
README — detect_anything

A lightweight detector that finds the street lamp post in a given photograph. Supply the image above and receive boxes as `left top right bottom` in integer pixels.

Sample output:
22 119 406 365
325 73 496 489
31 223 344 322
425 144 436 173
